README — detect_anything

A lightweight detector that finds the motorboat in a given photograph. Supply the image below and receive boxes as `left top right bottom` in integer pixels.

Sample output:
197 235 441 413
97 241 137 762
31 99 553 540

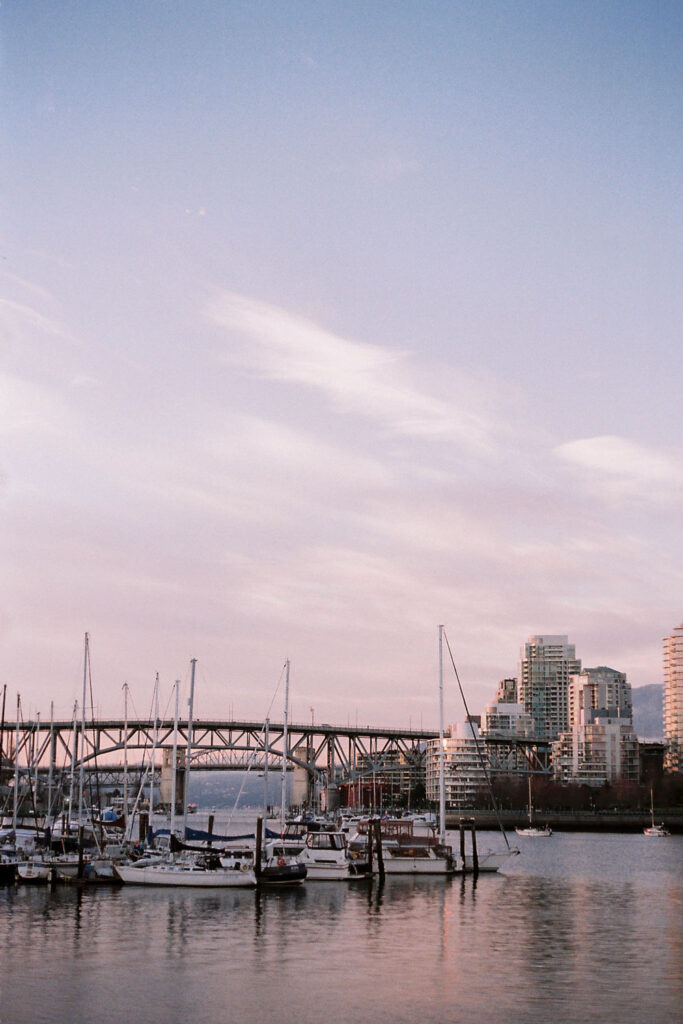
295 830 369 880
255 840 307 885
350 819 457 876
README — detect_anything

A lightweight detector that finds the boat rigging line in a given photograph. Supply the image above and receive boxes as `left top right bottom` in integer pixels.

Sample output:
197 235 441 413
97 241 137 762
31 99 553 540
443 629 512 851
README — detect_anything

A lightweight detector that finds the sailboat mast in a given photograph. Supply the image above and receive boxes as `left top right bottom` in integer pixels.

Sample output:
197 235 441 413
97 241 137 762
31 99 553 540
67 700 78 829
183 658 197 838
47 702 54 824
170 680 180 837
34 712 40 806
264 716 270 824
280 659 290 833
0 683 6 771
77 633 88 827
12 694 20 834
122 683 129 837
149 673 159 822
438 625 446 846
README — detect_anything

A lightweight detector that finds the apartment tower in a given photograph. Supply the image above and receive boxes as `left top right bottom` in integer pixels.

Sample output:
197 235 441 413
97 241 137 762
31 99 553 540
663 624 683 773
519 635 581 740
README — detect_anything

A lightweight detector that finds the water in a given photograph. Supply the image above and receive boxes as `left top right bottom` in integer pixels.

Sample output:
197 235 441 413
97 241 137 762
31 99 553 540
1 821 681 1024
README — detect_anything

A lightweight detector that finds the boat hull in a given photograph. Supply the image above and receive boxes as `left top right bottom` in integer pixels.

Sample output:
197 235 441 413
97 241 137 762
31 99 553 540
379 855 455 876
259 862 307 885
463 850 520 872
300 860 358 880
114 863 257 887
0 860 20 885
17 862 51 884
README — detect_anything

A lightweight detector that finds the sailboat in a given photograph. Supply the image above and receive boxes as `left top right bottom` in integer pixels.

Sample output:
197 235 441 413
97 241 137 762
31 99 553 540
515 778 552 837
348 627 458 877
114 660 256 887
643 787 670 837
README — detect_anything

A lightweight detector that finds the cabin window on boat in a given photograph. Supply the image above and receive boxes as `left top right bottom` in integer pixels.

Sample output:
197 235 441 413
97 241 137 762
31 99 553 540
307 833 345 850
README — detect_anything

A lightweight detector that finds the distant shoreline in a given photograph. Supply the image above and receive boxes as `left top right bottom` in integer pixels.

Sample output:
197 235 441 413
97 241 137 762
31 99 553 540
447 809 683 834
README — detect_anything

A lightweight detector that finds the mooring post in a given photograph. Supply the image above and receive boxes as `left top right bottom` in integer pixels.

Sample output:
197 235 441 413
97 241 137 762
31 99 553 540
459 819 467 872
470 823 479 877
207 812 215 846
255 816 263 881
374 818 385 881
367 817 374 876
77 824 85 880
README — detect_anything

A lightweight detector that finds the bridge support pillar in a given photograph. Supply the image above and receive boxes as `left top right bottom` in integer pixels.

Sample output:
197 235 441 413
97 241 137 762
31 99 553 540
160 748 185 812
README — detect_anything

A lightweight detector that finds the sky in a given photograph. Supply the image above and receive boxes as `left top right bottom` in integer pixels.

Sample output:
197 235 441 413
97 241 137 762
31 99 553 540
1 1 681 730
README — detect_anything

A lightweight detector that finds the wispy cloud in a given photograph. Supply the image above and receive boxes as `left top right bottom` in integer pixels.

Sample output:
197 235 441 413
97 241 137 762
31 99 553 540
206 291 492 449
0 296 75 344
555 435 683 497
0 373 74 437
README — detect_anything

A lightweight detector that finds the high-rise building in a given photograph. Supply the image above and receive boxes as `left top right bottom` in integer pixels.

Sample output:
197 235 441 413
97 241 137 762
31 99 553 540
552 668 638 785
480 677 536 774
518 635 581 740
426 720 490 809
568 666 632 728
663 624 683 774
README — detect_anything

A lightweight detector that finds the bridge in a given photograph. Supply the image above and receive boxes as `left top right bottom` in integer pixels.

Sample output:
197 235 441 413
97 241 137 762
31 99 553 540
1 716 551 811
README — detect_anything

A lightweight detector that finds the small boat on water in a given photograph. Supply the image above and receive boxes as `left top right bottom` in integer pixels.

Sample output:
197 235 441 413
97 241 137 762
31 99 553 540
257 839 307 885
350 818 457 876
115 850 257 887
515 779 552 837
17 854 55 884
290 829 369 880
644 787 670 837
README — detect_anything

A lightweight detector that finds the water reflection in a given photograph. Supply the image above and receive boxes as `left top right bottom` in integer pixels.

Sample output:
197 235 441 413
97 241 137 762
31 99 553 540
1 835 680 1024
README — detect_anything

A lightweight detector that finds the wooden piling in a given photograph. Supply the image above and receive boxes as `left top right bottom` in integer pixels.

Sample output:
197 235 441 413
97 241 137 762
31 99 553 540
255 816 263 881
367 817 374 876
77 825 85 880
373 819 385 881
470 824 479 877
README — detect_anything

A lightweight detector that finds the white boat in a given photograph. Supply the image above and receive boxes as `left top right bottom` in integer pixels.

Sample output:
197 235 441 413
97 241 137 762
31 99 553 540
380 836 456 875
462 849 520 872
16 855 52 884
644 787 670 837
53 843 130 883
351 818 457 876
296 830 369 880
514 825 552 838
515 778 552 837
114 852 257 887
